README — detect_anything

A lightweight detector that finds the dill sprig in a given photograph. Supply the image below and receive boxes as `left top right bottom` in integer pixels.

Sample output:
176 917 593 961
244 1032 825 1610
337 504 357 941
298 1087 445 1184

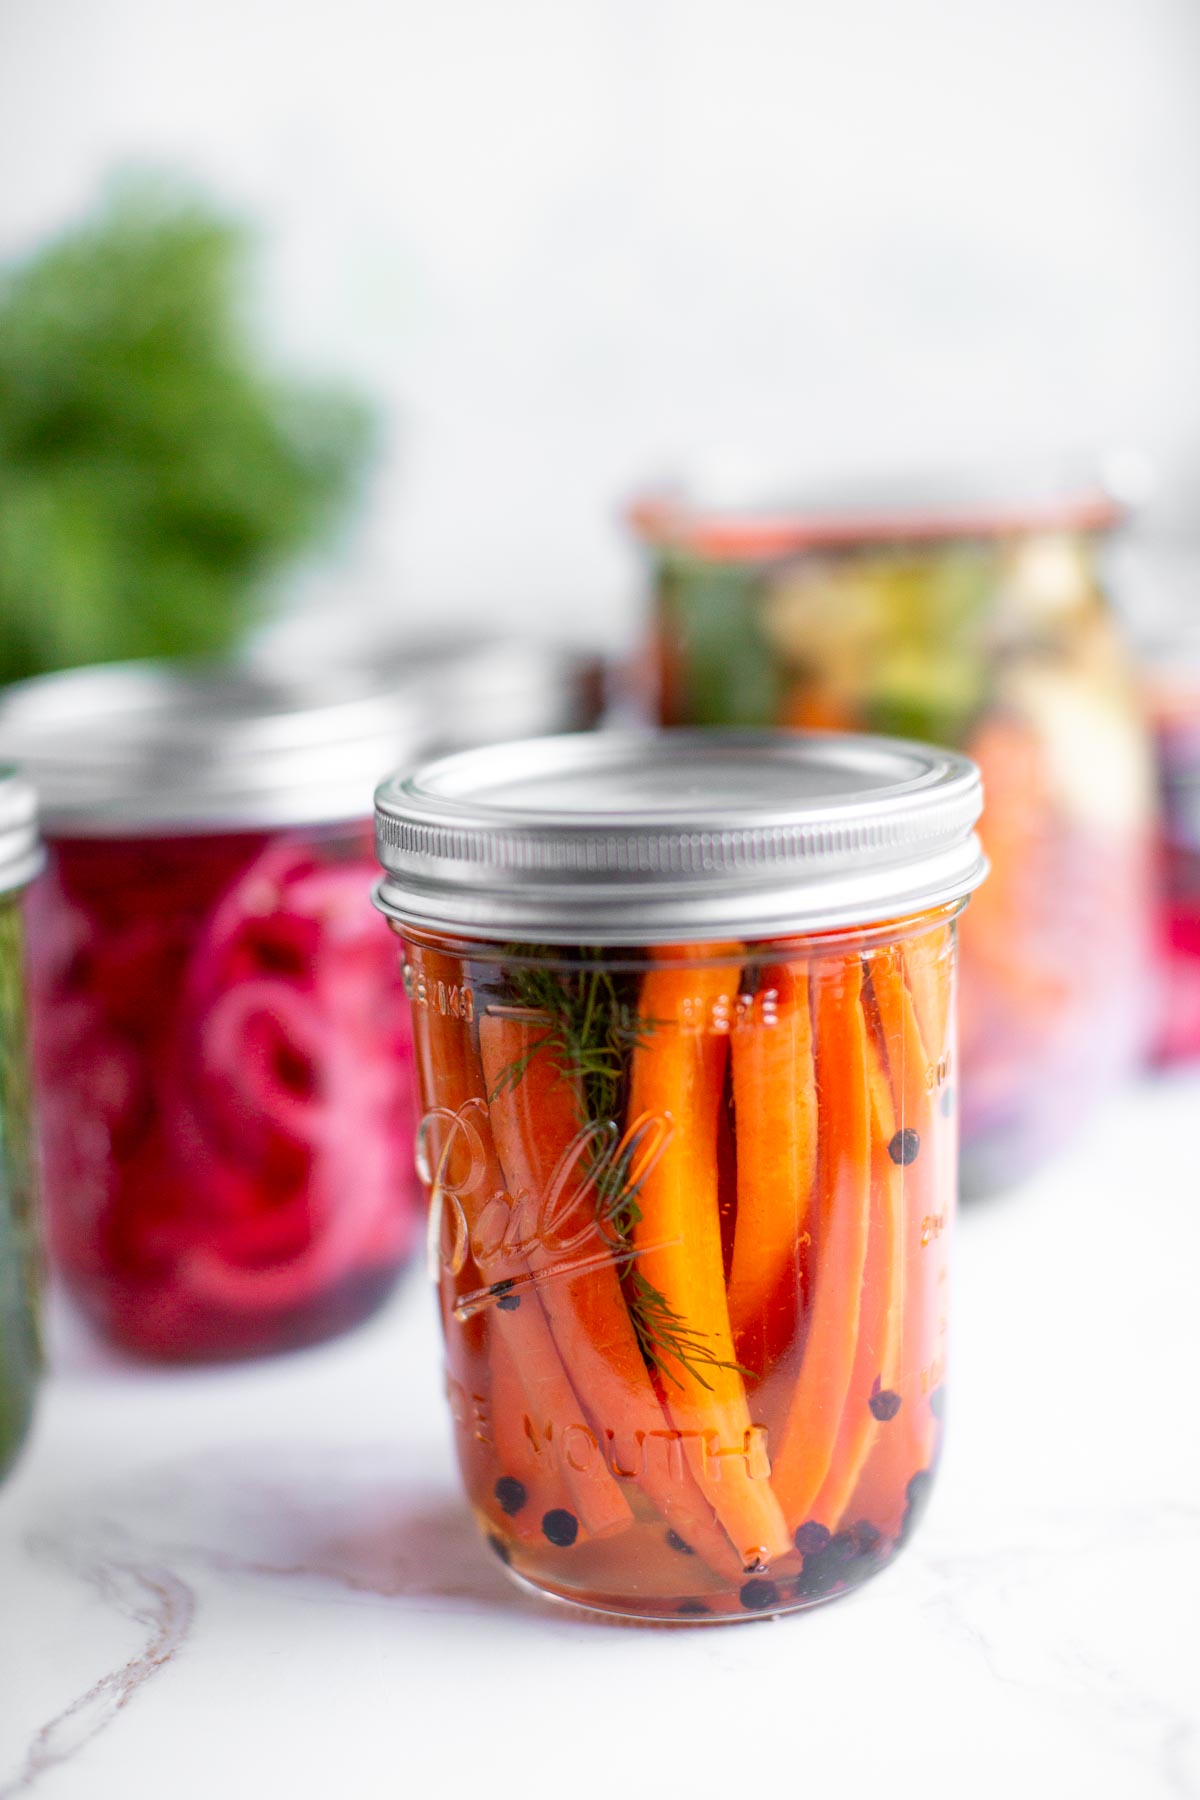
626 1271 749 1393
490 958 646 1129
490 952 744 1391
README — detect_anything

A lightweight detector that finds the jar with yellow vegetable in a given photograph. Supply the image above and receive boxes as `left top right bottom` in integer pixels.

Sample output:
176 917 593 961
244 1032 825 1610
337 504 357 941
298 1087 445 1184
633 478 1156 1192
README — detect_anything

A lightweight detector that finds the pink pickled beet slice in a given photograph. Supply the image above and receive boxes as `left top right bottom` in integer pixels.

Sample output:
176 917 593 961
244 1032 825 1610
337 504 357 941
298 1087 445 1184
192 864 323 994
178 1018 414 1309
195 979 328 1146
31 827 420 1337
164 841 418 1308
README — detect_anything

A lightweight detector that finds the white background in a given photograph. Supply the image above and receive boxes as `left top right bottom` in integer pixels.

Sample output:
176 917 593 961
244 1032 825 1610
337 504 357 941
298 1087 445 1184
2 0 1198 643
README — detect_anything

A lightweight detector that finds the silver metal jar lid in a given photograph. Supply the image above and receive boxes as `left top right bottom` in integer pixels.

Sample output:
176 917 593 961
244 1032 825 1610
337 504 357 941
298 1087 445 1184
0 770 44 895
251 630 605 752
402 637 605 752
374 729 987 944
0 660 428 836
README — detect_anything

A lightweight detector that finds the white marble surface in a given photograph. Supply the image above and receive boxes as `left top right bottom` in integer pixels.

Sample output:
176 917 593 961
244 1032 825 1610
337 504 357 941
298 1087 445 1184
2 1071 1198 1800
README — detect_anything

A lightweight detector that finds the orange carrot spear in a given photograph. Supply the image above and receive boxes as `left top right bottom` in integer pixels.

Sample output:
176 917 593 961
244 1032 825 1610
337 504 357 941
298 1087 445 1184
627 952 793 1571
768 955 873 1534
902 920 954 1075
407 943 633 1541
486 1328 591 1549
845 943 949 1536
479 1011 749 1581
727 961 817 1377
804 1026 904 1534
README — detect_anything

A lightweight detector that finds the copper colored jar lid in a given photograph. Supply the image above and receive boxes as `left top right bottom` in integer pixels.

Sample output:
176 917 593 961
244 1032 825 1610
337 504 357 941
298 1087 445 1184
631 462 1123 560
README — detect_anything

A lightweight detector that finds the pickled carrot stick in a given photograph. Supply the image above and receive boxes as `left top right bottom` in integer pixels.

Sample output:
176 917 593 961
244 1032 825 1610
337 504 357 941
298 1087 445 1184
845 946 946 1536
769 956 872 1533
869 945 934 1159
403 942 487 1419
479 1013 748 1582
451 1122 634 1541
865 1010 899 1144
407 945 633 1541
902 922 954 1072
805 1028 904 1534
626 953 793 1570
727 962 817 1376
487 1328 588 1549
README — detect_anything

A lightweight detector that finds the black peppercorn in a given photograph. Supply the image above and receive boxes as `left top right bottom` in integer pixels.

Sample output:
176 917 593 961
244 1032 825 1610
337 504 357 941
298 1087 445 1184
793 1520 831 1556
739 1578 780 1612
541 1508 579 1548
494 1475 527 1516
888 1128 921 1166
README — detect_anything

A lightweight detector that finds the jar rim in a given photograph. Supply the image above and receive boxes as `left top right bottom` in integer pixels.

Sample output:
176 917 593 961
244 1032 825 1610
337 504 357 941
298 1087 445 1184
396 901 967 967
374 728 987 943
630 464 1122 560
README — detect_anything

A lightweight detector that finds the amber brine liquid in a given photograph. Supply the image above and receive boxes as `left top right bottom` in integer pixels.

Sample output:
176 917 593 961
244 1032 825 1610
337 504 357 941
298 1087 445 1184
402 916 957 1621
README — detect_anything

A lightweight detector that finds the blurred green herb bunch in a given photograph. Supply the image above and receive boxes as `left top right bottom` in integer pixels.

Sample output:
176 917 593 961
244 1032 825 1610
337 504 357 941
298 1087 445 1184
0 176 375 684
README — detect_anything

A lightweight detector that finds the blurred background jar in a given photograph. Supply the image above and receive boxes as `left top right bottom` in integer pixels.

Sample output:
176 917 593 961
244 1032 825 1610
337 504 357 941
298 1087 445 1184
0 773 44 1479
633 471 1157 1194
0 644 602 1361
1138 626 1200 1065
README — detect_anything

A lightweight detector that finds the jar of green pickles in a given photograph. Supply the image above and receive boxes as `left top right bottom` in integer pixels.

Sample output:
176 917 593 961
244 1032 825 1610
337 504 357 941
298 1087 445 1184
0 770 44 1482
634 479 1156 1192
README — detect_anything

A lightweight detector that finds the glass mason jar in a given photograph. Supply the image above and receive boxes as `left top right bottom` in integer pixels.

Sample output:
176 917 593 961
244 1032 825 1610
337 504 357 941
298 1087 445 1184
633 482 1156 1192
375 731 986 1622
0 771 44 1481
0 663 435 1361
0 649 603 1361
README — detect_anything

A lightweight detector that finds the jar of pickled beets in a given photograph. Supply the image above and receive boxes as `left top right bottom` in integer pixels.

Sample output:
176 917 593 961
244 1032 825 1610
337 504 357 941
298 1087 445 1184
375 730 986 1622
0 662 435 1361
0 771 44 1480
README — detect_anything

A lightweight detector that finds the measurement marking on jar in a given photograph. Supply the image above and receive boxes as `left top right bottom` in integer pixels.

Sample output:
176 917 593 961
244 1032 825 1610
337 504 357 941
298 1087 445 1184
920 1358 945 1395
445 1374 491 1442
920 1211 947 1246
403 963 475 1021
485 986 790 1045
677 987 783 1036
